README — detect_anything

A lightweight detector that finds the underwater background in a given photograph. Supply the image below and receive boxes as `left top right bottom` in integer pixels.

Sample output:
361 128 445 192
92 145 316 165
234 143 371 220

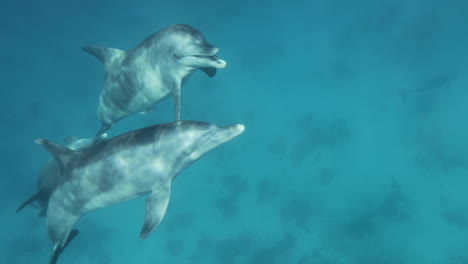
2 0 468 263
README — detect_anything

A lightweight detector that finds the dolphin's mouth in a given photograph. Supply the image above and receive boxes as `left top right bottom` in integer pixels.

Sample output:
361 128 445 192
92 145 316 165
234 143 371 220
195 124 245 153
190 55 217 60
188 54 227 67
174 48 227 69
205 124 245 146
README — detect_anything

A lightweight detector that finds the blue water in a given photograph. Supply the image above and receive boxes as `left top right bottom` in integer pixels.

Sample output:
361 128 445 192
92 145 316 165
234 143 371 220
2 0 468 263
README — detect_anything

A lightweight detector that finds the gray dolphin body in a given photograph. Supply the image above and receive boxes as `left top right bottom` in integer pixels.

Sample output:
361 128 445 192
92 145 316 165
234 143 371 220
83 24 227 135
17 134 107 216
20 121 244 264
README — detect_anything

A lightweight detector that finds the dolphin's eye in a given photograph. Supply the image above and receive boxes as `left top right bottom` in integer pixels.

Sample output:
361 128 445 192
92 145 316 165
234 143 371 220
173 53 182 59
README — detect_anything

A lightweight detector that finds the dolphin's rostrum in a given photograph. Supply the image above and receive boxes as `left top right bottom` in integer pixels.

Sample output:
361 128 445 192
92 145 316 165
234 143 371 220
83 24 227 135
18 121 244 264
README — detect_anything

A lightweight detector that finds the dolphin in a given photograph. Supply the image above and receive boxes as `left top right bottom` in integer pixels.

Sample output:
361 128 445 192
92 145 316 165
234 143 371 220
398 72 458 101
17 133 108 216
20 121 244 264
83 24 227 135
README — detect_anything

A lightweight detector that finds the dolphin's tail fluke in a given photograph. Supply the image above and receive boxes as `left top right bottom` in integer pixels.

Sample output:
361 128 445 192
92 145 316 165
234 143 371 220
82 45 126 67
49 229 79 264
16 191 41 213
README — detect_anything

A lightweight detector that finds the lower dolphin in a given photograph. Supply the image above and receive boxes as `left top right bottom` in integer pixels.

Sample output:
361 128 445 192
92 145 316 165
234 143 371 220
24 121 244 264
17 133 107 216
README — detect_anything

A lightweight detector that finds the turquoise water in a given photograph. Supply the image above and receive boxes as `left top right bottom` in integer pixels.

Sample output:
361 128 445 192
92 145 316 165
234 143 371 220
3 0 468 263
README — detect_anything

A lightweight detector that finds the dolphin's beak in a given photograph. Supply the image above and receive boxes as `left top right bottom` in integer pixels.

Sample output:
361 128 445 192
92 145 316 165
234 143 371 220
187 45 227 71
215 124 245 143
196 53 226 78
228 124 246 136
193 54 226 77
209 55 227 68
197 124 245 154
189 54 227 69
205 46 227 68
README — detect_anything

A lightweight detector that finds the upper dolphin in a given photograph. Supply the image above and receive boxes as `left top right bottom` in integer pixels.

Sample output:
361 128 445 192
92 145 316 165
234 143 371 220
83 24 227 135
20 121 244 264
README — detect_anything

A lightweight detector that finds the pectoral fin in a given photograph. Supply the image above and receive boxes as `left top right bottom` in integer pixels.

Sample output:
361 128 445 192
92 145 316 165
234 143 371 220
173 87 182 121
140 181 172 239
200 67 217 77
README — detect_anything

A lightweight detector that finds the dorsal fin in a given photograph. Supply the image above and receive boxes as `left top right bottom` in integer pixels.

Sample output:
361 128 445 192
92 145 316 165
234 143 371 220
82 45 125 66
35 139 78 166
200 67 217 78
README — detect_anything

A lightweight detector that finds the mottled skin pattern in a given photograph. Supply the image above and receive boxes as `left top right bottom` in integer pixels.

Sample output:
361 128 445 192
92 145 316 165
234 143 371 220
33 121 244 264
16 134 107 216
83 24 227 134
